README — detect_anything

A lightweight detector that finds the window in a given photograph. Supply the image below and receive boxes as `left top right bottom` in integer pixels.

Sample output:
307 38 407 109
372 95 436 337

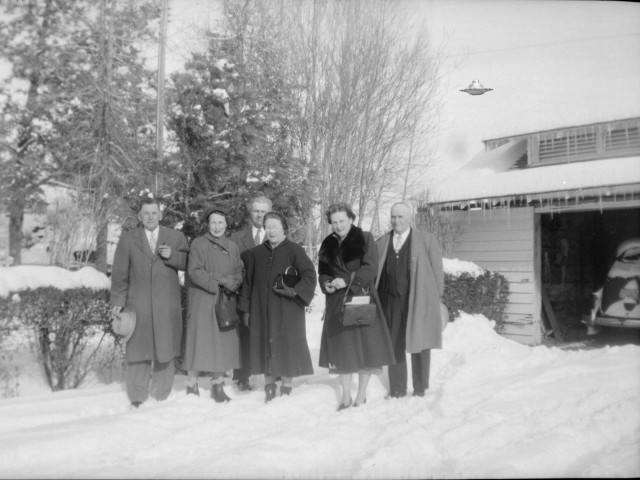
530 119 640 166
605 125 640 153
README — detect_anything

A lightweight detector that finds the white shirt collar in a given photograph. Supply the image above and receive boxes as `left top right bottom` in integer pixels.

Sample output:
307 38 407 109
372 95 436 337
252 225 263 241
145 226 160 240
395 228 410 242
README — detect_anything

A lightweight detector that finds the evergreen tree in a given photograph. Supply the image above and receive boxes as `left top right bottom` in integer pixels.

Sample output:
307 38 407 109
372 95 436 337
165 32 311 242
0 0 159 267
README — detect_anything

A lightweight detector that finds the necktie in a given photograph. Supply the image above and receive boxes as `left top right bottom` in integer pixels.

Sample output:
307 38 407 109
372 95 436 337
254 228 262 246
149 231 157 253
394 235 403 253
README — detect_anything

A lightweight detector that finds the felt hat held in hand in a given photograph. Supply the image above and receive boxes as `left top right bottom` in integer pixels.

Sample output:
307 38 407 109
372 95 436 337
113 308 136 343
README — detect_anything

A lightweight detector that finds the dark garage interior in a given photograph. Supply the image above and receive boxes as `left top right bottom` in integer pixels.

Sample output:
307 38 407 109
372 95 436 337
540 207 640 342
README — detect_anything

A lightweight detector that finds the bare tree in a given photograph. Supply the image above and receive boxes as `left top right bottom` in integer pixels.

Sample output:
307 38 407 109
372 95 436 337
413 191 460 256
229 0 443 247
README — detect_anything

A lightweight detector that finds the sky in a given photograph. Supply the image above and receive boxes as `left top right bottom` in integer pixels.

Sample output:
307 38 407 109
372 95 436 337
0 262 639 478
414 0 640 181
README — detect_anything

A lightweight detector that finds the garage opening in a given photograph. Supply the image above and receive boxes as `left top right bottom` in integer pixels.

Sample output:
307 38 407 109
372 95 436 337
540 207 640 341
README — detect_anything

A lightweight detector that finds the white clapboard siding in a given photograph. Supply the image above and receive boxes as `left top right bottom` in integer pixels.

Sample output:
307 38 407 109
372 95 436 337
448 207 540 345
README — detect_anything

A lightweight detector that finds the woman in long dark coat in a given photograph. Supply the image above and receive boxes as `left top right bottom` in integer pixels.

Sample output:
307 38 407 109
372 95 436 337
318 203 395 410
238 211 317 402
183 208 243 402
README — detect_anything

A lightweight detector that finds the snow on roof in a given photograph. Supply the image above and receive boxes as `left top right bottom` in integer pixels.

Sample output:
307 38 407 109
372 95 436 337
0 265 110 298
431 139 640 204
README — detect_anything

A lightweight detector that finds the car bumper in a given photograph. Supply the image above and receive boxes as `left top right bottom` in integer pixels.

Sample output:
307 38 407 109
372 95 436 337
592 316 640 329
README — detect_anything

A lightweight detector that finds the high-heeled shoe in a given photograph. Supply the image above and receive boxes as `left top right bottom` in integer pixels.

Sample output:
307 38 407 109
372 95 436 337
337 399 352 411
211 382 231 403
265 383 277 403
353 398 366 407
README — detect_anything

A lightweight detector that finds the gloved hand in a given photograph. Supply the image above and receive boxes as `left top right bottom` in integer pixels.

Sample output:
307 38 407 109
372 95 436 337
242 312 250 327
219 275 235 290
272 285 297 299
230 279 242 292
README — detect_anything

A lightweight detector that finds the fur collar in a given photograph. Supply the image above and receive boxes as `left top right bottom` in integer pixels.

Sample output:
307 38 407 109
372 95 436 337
319 226 366 265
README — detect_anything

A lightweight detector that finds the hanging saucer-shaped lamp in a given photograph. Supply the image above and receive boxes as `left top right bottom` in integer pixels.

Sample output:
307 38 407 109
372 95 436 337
460 79 493 95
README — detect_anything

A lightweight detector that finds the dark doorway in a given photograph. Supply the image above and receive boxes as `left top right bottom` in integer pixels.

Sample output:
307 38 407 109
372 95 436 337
540 208 640 341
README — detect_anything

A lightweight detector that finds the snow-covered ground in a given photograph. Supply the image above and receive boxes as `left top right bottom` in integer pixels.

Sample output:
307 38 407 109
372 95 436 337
1 263 639 478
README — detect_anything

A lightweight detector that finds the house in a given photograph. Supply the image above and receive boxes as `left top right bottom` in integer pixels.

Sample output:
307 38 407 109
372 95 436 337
431 117 640 345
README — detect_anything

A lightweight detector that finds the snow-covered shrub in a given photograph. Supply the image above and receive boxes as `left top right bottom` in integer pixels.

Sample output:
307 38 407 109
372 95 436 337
0 287 114 391
443 270 509 328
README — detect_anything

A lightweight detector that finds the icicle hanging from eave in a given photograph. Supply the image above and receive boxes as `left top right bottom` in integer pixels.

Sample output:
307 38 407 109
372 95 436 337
599 191 603 213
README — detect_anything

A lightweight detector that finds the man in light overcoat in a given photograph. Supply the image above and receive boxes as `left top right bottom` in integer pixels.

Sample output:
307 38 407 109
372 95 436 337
375 202 444 398
111 197 190 407
229 194 272 391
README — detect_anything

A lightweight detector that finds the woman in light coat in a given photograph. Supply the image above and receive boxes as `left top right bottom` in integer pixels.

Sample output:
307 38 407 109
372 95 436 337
183 208 243 402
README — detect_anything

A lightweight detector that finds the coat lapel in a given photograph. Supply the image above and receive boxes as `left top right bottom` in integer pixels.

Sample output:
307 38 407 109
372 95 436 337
244 227 257 249
375 232 392 286
205 232 230 251
135 226 156 260
409 228 418 275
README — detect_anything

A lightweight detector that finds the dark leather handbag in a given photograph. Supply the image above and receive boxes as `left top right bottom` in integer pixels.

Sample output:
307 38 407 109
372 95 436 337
273 266 301 289
215 287 240 330
340 272 376 326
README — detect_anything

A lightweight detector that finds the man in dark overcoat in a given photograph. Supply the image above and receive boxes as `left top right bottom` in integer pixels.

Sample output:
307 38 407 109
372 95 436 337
229 195 272 391
111 197 189 407
375 202 444 398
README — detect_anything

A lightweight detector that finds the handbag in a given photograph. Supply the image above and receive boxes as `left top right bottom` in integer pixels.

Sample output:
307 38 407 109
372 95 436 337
340 272 377 326
273 266 301 289
215 287 240 330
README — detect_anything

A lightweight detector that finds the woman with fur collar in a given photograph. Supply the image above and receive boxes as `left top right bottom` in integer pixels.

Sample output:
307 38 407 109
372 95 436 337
318 203 395 411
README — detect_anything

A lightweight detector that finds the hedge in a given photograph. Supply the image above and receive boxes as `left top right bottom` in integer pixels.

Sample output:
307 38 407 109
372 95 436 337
443 270 510 328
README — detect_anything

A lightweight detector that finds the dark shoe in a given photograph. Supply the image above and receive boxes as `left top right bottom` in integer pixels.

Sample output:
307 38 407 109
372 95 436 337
186 384 200 396
265 383 277 403
131 401 142 408
353 398 367 407
337 399 352 411
237 380 253 392
385 390 407 399
413 390 425 397
280 385 292 396
211 383 231 403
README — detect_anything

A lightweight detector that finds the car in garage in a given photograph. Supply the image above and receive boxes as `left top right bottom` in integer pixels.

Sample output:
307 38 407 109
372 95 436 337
585 237 640 333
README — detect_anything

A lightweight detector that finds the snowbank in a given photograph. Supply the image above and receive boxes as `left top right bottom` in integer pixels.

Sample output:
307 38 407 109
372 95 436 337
0 265 110 298
1 302 639 478
1 264 638 478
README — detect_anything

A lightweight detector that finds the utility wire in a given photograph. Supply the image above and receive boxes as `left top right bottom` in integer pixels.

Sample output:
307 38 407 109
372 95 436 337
448 32 640 58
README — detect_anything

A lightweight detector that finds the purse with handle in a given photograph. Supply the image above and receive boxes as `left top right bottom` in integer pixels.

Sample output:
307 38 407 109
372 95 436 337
273 266 301 289
340 272 377 326
215 286 240 330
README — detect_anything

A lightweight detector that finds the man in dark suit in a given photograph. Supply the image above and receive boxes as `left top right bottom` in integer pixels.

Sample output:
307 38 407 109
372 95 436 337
375 202 444 398
111 197 189 407
230 195 272 391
